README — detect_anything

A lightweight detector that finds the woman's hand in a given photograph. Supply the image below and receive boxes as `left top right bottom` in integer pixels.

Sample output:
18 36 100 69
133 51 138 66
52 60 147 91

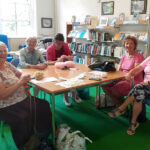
140 81 148 85
36 64 47 70
125 73 132 81
19 74 31 85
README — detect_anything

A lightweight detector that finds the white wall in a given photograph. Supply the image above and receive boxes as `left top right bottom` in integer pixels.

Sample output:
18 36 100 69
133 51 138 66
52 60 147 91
36 0 55 37
55 0 149 39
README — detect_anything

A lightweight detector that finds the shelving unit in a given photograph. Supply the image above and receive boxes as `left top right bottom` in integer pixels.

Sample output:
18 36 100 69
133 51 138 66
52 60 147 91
66 20 149 64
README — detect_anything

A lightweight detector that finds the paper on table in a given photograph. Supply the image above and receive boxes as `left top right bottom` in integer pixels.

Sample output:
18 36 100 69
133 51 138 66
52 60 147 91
56 78 85 88
31 77 58 84
89 71 107 77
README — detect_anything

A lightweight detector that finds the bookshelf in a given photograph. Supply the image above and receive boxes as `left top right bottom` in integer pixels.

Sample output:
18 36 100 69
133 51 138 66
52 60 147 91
66 20 149 64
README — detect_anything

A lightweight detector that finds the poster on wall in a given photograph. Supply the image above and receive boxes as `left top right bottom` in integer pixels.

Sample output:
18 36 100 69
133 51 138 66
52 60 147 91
101 1 114 15
41 18 52 28
131 0 147 14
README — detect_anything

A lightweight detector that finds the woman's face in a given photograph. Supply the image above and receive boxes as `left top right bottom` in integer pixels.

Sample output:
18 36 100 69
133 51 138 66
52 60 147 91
54 40 63 50
124 39 135 54
0 46 7 65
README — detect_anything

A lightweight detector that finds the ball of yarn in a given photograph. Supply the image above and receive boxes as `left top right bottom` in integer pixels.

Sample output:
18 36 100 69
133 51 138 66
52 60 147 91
34 71 44 80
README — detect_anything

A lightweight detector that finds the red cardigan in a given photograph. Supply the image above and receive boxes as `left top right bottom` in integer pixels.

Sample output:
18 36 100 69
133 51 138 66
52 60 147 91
46 43 72 61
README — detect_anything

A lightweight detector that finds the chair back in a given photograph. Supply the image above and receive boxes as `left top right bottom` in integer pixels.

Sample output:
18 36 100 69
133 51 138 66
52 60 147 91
11 58 20 68
0 34 13 62
0 34 10 51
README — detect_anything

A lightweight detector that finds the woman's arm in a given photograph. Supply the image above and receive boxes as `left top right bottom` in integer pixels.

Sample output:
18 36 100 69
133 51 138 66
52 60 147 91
0 74 31 99
125 64 143 81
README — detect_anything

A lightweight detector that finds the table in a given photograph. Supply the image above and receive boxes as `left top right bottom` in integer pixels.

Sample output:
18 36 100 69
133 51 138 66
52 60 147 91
21 63 125 144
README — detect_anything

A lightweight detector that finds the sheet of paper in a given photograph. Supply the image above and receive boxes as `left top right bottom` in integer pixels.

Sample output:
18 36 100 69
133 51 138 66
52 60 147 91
31 77 58 84
56 79 85 88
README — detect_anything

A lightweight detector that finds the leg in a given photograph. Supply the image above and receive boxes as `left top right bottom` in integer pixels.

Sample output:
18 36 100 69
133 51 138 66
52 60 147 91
127 100 142 135
0 98 32 149
63 93 71 106
108 95 135 118
72 90 82 103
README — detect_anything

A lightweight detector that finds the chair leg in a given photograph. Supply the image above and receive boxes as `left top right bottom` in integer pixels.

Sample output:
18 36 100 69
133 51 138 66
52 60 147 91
0 121 4 138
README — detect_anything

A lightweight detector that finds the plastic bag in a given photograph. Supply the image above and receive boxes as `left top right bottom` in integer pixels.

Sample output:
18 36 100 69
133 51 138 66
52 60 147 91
56 124 92 150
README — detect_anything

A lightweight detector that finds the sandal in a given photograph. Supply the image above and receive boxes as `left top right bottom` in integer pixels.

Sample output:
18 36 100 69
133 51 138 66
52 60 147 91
127 122 139 135
108 108 125 118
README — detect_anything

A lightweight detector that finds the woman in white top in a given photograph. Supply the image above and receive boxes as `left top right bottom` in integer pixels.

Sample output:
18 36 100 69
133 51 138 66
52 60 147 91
0 42 51 149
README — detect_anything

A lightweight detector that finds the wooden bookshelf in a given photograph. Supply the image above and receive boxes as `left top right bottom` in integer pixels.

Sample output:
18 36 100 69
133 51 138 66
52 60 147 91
66 23 72 43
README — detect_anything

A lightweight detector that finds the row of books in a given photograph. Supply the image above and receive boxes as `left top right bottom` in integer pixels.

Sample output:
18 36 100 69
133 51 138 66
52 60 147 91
68 43 125 58
68 30 112 42
113 32 147 42
68 30 87 38
88 31 111 42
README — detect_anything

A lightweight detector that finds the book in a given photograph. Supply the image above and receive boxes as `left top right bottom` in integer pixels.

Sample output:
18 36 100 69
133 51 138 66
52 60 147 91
113 32 121 40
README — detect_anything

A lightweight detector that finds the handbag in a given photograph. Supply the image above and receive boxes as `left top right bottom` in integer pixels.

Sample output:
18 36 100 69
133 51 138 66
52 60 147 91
88 61 116 72
56 124 92 150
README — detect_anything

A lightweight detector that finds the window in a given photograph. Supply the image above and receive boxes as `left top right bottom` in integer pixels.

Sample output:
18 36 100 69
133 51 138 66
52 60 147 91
0 0 35 37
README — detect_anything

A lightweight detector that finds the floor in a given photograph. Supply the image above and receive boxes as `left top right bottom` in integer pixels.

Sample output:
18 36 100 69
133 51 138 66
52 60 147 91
1 87 150 150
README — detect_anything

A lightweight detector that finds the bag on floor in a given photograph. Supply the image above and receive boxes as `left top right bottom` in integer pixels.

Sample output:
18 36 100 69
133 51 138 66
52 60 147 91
56 124 92 150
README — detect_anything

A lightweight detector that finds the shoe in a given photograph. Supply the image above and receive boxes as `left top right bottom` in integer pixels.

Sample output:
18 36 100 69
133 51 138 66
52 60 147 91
74 95 82 103
127 122 139 135
64 98 71 107
108 108 125 118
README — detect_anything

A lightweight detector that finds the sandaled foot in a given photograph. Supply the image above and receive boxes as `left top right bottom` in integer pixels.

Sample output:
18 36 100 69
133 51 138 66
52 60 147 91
74 95 82 103
127 122 139 135
108 108 125 118
63 97 71 107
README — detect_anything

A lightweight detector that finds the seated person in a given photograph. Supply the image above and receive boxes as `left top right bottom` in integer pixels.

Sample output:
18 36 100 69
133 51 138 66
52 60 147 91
108 56 150 135
0 42 51 149
18 36 47 69
102 36 144 107
46 33 81 106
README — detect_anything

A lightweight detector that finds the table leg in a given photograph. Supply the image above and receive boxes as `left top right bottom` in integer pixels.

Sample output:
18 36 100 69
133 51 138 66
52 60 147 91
95 84 102 109
51 94 55 145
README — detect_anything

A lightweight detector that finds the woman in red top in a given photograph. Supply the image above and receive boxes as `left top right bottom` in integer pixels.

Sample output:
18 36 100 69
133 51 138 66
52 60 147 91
46 33 81 106
46 33 73 64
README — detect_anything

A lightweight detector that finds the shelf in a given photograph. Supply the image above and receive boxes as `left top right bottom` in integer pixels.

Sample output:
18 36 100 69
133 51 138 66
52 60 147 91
74 51 119 59
66 22 89 26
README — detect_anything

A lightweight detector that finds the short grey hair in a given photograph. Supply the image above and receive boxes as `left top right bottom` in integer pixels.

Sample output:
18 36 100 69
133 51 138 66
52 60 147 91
26 36 37 43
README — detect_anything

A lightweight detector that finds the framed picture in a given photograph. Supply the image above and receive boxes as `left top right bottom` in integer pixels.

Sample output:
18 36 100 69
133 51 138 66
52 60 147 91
99 17 108 26
41 18 52 28
101 1 114 15
131 0 147 14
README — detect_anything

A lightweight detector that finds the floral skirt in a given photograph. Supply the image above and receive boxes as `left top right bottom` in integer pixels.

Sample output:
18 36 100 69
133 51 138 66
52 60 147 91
128 84 150 102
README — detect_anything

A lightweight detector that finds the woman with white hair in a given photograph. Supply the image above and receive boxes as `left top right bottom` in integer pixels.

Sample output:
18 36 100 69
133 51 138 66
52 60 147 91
0 42 51 149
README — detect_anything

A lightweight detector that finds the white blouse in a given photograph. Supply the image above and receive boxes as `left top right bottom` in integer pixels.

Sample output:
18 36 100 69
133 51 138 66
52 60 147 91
0 62 27 109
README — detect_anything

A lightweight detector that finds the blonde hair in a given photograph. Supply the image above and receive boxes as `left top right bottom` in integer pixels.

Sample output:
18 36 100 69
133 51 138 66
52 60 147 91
0 42 7 50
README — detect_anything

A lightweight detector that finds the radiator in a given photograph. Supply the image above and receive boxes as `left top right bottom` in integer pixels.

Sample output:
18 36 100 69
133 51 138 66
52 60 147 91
9 38 26 51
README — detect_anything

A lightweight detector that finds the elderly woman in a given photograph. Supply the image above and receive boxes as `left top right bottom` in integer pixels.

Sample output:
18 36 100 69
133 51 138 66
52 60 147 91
19 36 47 69
0 42 51 149
102 36 144 106
108 56 150 135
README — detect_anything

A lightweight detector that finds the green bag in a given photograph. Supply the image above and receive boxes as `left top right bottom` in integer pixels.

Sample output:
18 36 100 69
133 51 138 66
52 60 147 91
56 124 92 150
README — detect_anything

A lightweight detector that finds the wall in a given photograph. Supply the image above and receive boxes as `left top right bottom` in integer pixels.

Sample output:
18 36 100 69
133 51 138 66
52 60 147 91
55 0 149 39
36 0 55 38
